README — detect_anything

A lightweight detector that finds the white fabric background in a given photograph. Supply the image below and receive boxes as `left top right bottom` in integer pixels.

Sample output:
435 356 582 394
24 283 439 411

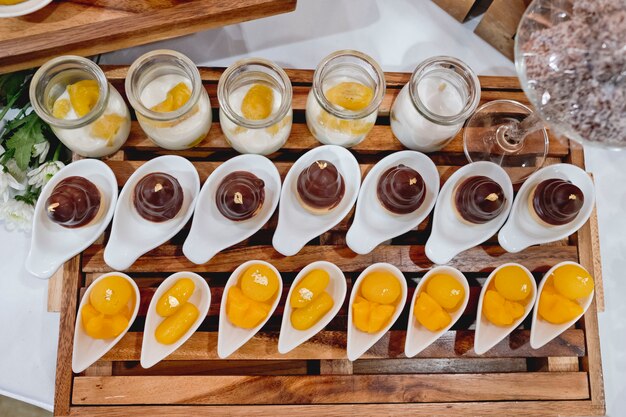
1 1 623 414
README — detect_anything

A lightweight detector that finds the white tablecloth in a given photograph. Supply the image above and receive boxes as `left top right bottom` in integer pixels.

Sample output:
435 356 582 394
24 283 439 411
1 1 624 414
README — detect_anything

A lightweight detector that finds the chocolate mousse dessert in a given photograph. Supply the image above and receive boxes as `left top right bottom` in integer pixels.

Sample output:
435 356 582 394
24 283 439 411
133 172 183 222
453 176 506 224
46 176 103 228
296 160 345 214
530 178 584 226
216 171 265 221
376 164 426 215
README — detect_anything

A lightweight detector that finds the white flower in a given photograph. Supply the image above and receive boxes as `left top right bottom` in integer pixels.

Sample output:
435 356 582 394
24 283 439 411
27 160 64 189
5 159 27 183
0 167 25 203
33 141 50 163
0 199 34 232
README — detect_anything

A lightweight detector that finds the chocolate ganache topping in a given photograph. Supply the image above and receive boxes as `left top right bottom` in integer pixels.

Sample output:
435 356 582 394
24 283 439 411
216 171 265 221
133 172 183 222
532 178 584 226
296 160 345 212
377 164 426 215
46 176 101 228
454 176 505 224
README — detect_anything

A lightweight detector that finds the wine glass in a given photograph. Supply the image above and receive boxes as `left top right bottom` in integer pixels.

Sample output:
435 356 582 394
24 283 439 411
464 0 626 183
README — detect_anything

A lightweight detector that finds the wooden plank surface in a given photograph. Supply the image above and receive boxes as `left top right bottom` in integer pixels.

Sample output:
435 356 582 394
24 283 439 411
0 0 296 74
81 244 578 274
432 0 478 22
47 266 64 313
72 373 589 405
101 329 586 361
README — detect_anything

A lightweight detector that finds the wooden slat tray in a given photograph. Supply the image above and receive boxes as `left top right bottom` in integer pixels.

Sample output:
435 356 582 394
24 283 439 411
51 67 606 416
0 0 296 74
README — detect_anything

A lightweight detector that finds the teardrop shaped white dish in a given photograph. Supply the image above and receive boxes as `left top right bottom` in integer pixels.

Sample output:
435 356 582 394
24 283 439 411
346 150 439 254
217 260 283 358
474 263 537 355
72 272 140 373
26 159 118 279
346 263 407 361
272 145 361 256
425 161 513 265
278 261 347 354
404 266 470 358
183 154 281 264
530 261 594 349
104 155 200 270
140 271 211 368
498 163 595 253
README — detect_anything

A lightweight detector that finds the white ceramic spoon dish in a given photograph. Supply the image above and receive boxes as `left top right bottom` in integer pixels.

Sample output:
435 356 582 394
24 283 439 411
72 272 140 373
404 266 469 358
0 0 52 17
474 263 537 355
104 155 200 270
425 161 513 265
183 154 281 264
530 261 594 349
346 263 407 361
272 145 361 256
498 163 595 253
217 260 283 358
278 261 347 354
26 159 118 279
140 272 211 368
346 150 439 254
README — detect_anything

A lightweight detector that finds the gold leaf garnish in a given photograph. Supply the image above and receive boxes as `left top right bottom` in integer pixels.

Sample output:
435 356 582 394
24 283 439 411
47 202 60 212
234 192 243 205
438 82 447 92
154 183 163 192
485 193 499 202
409 177 417 185
316 161 328 170
569 194 577 200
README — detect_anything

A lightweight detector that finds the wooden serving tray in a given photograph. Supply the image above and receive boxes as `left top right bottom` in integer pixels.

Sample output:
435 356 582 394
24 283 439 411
0 0 296 74
50 66 606 416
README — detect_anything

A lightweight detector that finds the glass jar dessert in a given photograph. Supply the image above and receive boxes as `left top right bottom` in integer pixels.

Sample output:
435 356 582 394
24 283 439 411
125 50 212 150
306 50 385 147
218 58 293 155
30 55 131 158
390 56 480 153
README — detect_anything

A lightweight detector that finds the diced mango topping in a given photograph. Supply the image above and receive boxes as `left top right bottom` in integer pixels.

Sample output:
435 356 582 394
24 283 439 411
325 82 373 111
482 289 525 327
414 292 451 332
90 114 125 145
151 82 192 113
537 264 593 325
52 98 70 119
68 79 100 117
241 84 274 120
352 271 400 333
494 265 532 302
226 263 279 329
81 275 134 340
291 291 334 330
426 274 465 310
413 274 464 333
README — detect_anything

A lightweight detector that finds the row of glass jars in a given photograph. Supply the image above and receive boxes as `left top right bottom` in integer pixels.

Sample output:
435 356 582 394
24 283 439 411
29 50 481 158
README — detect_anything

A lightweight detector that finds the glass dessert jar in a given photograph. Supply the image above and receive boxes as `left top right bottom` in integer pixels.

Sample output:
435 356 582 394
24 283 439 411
125 50 212 150
30 55 131 158
306 50 385 147
218 58 293 155
390 56 480 152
